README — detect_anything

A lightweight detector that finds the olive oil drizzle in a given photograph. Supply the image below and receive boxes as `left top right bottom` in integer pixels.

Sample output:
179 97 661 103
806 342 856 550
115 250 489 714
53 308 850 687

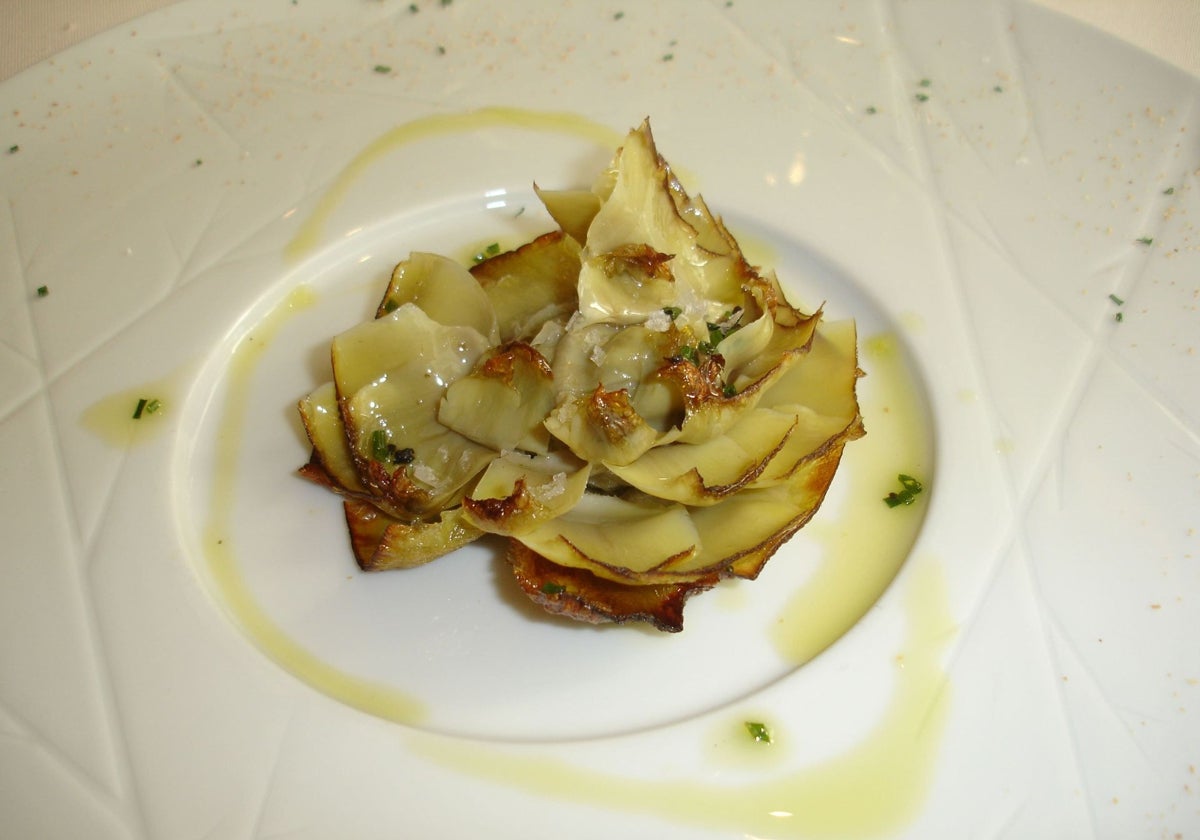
202 284 427 725
408 560 953 839
284 107 622 262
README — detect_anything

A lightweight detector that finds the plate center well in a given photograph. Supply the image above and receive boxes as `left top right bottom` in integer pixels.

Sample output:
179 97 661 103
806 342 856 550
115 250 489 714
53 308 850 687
175 196 933 741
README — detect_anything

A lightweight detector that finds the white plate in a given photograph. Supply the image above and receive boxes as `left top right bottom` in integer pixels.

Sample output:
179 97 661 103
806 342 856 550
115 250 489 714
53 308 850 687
2 2 1198 838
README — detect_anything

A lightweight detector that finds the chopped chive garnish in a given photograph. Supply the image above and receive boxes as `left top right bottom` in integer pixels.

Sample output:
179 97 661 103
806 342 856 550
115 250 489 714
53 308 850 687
663 53 674 61
436 45 446 55
1108 293 1124 306
1164 186 1175 195
373 64 391 73
132 398 160 419
1115 312 1124 323
408 2 418 12
915 92 929 102
723 382 737 398
883 473 924 508
744 721 772 744
36 285 48 297
919 78 931 87
7 145 17 154
370 429 389 462
993 85 1003 92
193 158 203 167
677 345 697 364
865 105 877 114
613 11 624 20
1136 236 1153 245
662 305 682 320
541 582 566 595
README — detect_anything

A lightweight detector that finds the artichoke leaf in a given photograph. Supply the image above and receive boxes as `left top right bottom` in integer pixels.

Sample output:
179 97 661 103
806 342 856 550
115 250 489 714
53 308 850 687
333 303 495 518
298 381 366 494
345 500 483 571
751 319 866 486
533 186 601 245
544 387 665 466
377 252 499 344
438 342 556 453
462 452 591 536
604 407 799 506
514 491 701 582
507 541 717 633
576 245 679 327
470 231 581 343
666 429 855 578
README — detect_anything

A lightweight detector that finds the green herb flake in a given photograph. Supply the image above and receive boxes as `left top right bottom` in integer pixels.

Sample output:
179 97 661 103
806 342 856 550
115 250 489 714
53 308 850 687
439 0 452 5
662 305 682 320
370 429 390 462
1108 293 1125 306
374 64 391 74
744 721 772 744
1136 236 1153 245
677 345 698 364
132 397 160 420
915 92 929 102
883 473 924 508
613 11 624 20
865 105 877 115
1164 186 1175 195
541 582 567 595
993 85 1004 93
436 45 446 55
382 298 400 314
1115 312 1124 323
36 285 48 298
472 242 501 263
7 145 18 154
662 52 674 62
722 382 737 398
408 3 419 12
919 78 931 87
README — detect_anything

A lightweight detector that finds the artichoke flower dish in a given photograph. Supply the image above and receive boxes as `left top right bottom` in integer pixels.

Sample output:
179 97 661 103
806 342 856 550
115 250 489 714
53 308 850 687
297 120 865 632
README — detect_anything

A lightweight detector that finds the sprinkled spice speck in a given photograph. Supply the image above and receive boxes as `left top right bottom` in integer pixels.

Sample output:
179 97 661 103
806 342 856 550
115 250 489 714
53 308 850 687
7 145 17 154
1136 236 1153 245
374 64 391 73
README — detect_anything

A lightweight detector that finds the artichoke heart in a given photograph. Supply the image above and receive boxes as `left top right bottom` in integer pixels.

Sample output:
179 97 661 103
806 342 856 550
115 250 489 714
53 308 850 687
297 118 864 631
